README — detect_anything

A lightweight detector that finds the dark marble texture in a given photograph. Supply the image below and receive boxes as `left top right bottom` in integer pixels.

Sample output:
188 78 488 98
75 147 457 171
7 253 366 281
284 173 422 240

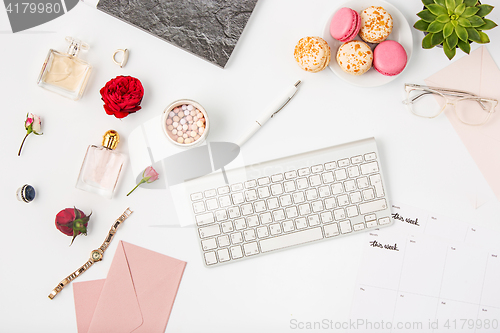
97 0 258 68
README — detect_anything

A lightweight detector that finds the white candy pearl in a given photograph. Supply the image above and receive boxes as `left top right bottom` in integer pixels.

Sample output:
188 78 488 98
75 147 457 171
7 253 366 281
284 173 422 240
182 104 187 110
180 118 186 124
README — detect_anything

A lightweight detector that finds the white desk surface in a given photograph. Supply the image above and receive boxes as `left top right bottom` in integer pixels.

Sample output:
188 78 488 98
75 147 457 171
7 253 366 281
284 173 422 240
1 0 500 332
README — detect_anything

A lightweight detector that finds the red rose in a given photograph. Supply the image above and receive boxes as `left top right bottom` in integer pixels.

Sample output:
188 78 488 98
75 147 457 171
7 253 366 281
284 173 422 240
100 76 144 119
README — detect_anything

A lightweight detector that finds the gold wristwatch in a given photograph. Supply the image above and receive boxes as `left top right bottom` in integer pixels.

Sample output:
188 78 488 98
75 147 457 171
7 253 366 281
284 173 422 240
48 208 133 299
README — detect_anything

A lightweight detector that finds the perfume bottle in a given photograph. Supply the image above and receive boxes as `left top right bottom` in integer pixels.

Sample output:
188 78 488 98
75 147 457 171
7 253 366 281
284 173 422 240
76 130 125 199
37 37 92 101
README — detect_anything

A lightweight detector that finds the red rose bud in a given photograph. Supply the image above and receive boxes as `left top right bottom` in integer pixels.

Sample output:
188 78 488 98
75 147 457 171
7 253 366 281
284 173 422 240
55 207 92 246
100 76 144 119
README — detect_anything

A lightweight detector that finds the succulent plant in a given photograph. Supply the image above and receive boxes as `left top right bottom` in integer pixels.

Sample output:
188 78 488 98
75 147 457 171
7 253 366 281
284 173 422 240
414 0 497 59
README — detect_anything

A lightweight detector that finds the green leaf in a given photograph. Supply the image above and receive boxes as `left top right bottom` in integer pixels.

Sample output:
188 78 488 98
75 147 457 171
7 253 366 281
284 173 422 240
427 4 448 15
466 27 481 42
477 19 498 30
460 6 480 17
454 3 465 15
417 9 437 22
446 0 456 11
464 0 477 6
414 19 431 31
443 40 457 59
423 0 434 5
434 0 446 6
468 15 485 27
431 30 445 45
444 21 455 37
447 31 459 48
457 39 471 53
451 19 458 27
458 17 472 27
422 32 436 48
455 24 468 41
476 4 494 17
428 21 446 32
455 0 463 5
478 31 490 43
436 14 451 22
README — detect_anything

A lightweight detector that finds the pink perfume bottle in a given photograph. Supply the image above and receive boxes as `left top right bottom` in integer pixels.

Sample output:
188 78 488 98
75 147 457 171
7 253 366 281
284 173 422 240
37 37 92 100
76 130 125 199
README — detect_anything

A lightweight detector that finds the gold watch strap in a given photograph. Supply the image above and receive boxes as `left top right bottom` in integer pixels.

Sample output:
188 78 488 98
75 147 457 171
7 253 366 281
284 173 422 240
48 208 133 300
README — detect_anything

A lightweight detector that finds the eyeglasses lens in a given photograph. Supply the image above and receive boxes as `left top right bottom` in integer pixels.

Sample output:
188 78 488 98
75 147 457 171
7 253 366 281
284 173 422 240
407 89 446 118
455 98 492 125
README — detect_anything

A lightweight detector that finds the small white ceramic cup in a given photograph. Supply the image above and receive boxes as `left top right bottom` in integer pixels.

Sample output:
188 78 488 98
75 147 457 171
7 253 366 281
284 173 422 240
161 99 210 148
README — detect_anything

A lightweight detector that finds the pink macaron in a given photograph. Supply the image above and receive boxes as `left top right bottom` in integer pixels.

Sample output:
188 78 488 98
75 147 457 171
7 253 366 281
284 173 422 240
373 40 407 76
330 7 361 43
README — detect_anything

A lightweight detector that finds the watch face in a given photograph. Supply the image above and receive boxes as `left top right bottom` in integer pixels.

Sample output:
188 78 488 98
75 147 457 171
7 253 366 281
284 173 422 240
91 250 102 261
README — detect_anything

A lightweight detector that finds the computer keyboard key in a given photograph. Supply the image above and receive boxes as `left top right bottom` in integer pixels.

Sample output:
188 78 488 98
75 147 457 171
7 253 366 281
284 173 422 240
357 177 369 189
221 222 234 233
241 203 254 216
228 207 241 219
204 251 218 265
347 166 360 178
364 152 377 161
269 223 282 235
353 223 365 231
254 200 266 213
204 189 217 198
199 225 221 239
338 159 350 167
285 206 298 219
309 175 322 187
217 249 231 262
191 192 203 201
279 194 292 207
257 177 270 186
284 170 297 179
378 217 391 225
270 184 283 196
292 192 305 204
267 197 280 209
339 220 352 234
320 211 333 223
245 180 257 188
231 183 244 192
234 218 246 230
362 189 375 201
318 186 331 198
193 202 206 214
360 161 379 175
370 174 385 197
247 215 259 227
282 220 295 232
273 209 286 222
311 200 324 213
338 194 349 206
350 192 362 204
308 214 320 227
322 172 335 184
260 212 272 224
331 183 343 194
219 195 232 207
244 229 256 241
364 214 377 222
359 199 387 215
296 178 308 190
257 226 269 238
259 227 324 253
232 192 245 205
283 181 296 193
201 238 217 251
218 235 230 247
344 180 356 192
324 198 336 209
245 189 258 201
323 223 339 237
324 161 336 170
231 232 243 244
206 198 218 211
335 169 347 181
295 218 307 229
311 164 324 173
298 203 311 216
333 208 346 220
196 212 214 226
271 174 284 182
215 210 228 222
258 187 271 199
218 186 230 195
244 242 260 256
351 155 363 164
230 246 244 259
346 205 358 218
306 188 318 201
366 220 378 228
298 167 310 177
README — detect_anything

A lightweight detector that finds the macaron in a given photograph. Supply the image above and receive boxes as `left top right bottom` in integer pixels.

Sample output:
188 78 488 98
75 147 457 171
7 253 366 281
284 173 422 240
359 6 393 43
373 40 407 76
330 7 361 42
336 40 373 76
294 36 331 73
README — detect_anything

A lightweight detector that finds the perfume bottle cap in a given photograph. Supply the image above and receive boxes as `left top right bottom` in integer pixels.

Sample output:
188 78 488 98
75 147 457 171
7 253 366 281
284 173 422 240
65 37 90 57
102 130 120 150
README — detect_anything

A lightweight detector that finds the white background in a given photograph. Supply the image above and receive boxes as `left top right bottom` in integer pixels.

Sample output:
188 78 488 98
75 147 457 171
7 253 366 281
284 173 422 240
1 0 499 332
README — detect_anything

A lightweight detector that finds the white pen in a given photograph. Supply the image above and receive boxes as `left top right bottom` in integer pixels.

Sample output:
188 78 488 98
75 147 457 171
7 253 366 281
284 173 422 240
235 80 302 147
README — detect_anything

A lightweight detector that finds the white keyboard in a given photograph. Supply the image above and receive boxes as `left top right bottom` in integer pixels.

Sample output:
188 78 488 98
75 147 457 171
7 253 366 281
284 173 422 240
188 138 392 266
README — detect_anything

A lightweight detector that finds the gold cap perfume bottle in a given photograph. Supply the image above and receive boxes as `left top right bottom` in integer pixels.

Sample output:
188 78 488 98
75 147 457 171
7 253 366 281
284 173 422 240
37 37 92 101
76 130 125 199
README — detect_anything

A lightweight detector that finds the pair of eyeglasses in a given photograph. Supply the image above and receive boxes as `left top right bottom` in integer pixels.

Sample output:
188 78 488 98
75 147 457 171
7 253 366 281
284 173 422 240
403 83 498 126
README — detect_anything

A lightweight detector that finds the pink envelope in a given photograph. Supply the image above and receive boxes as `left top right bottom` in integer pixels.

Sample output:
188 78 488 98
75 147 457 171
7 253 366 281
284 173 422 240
425 46 500 201
73 241 186 333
